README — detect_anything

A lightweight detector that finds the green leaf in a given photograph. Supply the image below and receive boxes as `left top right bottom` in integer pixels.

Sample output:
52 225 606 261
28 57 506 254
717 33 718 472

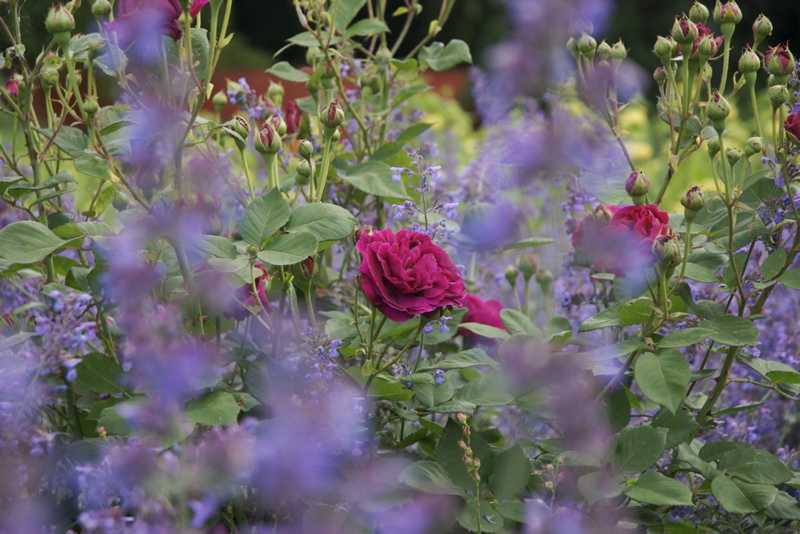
455 374 514 406
74 352 126 394
395 122 433 144
341 161 410 199
456 499 504 533
711 476 777 514
716 447 793 484
699 441 748 463
97 398 148 434
52 222 113 240
619 298 655 326
499 309 539 336
764 490 800 520
344 19 389 38
257 232 318 266
436 418 495 491
185 390 242 426
761 249 787 281
634 350 690 413
683 263 718 283
368 376 414 401
625 471 694 506
0 332 37 352
237 188 290 248
488 444 530 500
429 400 477 413
705 315 759 346
659 327 711 348
189 28 210 85
419 39 473 71
334 0 366 30
34 126 89 157
779 269 800 289
652 408 699 449
284 203 357 242
192 235 237 260
458 322 510 340
578 303 622 332
766 370 800 384
418 348 499 371
266 61 310 83
0 221 69 264
7 170 76 192
398 460 464 495
501 237 554 250
613 425 667 474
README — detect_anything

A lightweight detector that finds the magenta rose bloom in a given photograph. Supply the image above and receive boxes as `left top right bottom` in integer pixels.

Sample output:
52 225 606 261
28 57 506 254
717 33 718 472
108 0 210 48
460 294 505 337
573 204 671 275
224 263 270 320
357 229 466 322
785 113 800 142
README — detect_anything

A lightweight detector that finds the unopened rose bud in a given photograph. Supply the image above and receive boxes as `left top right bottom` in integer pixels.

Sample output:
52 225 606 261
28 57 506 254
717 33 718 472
298 140 314 161
232 115 249 139
696 36 717 63
768 84 789 110
269 115 287 137
654 36 676 65
577 33 597 59
707 136 720 157
609 39 627 66
505 264 518 287
566 37 580 61
91 0 112 19
254 124 281 154
625 171 650 205
46 4 75 35
744 137 763 157
297 160 312 179
596 40 611 62
536 269 554 292
268 81 284 107
671 16 698 46
212 90 227 113
354 226 372 243
706 91 730 132
299 256 316 279
726 147 741 165
681 187 705 221
689 1 709 24
473 458 481 468
653 234 681 267
752 14 773 49
82 96 99 117
45 4 75 49
739 46 760 86
320 101 344 128
653 67 668 85
518 253 539 281
765 44 794 84
41 68 60 89
713 0 742 25
112 189 130 211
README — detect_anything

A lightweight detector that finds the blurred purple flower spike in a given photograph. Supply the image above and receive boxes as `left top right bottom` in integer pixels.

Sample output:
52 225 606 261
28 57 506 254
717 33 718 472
108 0 210 49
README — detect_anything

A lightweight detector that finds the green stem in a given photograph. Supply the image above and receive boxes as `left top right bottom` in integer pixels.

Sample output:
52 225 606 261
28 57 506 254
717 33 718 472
695 345 739 424
240 147 256 201
316 135 334 202
749 82 764 139
678 220 693 282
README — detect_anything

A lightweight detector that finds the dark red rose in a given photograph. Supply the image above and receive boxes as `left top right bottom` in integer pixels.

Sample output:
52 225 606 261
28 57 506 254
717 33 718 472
607 205 671 241
573 204 671 275
224 263 270 320
460 294 505 337
356 228 466 322
570 205 619 249
108 0 209 48
5 76 19 99
785 113 800 141
285 101 302 135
